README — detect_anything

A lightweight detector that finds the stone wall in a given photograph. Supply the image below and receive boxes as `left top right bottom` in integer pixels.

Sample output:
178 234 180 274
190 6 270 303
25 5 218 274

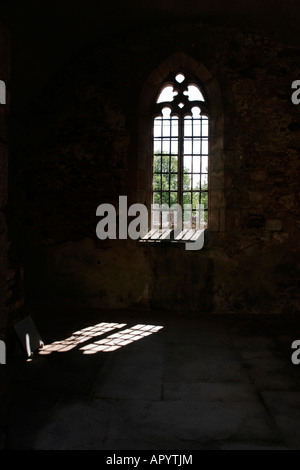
0 21 9 336
14 22 300 316
0 19 9 448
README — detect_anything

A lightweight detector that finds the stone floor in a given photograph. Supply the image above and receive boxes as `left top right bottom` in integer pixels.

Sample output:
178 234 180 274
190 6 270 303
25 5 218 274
5 306 300 450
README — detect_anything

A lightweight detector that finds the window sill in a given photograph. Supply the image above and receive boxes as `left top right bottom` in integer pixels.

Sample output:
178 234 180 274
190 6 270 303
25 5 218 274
139 228 208 250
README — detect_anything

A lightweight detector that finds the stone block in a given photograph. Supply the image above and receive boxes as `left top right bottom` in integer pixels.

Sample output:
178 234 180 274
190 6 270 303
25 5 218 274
265 219 283 232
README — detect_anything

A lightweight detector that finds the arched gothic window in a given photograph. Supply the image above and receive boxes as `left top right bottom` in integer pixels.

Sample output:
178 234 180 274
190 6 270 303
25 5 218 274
136 54 224 247
151 72 209 235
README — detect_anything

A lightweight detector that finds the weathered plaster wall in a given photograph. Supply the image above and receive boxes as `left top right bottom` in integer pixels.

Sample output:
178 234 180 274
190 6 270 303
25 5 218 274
14 22 300 315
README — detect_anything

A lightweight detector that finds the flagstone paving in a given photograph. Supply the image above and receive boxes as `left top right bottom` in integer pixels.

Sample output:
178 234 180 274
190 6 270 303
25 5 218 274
6 310 300 450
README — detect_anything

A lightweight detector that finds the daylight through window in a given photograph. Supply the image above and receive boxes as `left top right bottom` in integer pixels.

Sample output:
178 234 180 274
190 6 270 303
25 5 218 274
152 72 209 232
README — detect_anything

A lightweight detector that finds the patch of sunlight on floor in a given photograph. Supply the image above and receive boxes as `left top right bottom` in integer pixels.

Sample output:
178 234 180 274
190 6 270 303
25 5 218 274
38 322 126 355
80 324 164 354
38 322 164 356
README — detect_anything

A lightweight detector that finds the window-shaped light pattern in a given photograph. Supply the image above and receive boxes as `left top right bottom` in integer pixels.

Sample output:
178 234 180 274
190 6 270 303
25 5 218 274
38 322 164 355
152 73 209 230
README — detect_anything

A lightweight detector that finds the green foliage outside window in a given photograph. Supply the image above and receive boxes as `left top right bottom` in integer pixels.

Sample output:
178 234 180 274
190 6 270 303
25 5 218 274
153 152 208 222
